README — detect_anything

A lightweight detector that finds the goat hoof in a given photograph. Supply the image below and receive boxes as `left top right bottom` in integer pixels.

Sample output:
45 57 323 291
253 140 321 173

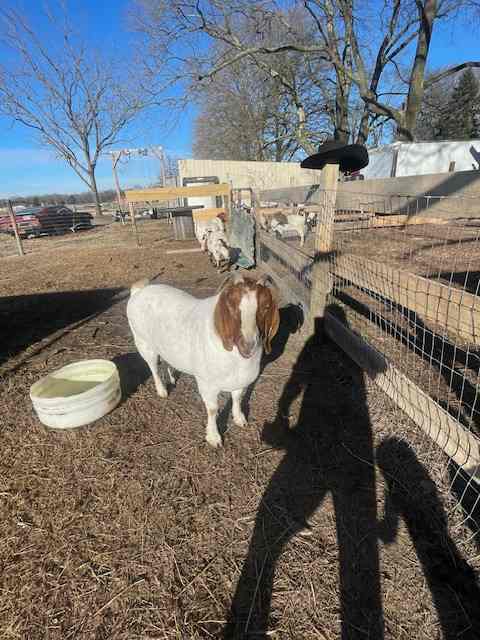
233 413 247 428
156 387 168 398
206 432 222 448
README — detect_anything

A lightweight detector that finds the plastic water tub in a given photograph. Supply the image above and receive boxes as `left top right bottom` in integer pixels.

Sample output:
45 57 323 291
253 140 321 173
30 359 121 429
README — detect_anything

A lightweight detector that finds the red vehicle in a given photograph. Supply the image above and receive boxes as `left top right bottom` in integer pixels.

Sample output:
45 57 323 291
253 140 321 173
0 205 93 237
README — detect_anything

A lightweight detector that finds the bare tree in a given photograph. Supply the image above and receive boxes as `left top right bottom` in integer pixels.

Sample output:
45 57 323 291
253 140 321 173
0 5 151 217
192 41 331 161
134 0 478 145
134 1 335 153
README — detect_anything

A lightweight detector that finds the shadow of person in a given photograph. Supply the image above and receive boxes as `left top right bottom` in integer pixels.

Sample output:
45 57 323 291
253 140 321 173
223 305 385 639
377 437 480 639
261 303 305 369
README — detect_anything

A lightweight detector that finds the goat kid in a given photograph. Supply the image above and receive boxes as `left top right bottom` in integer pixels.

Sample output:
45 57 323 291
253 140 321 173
195 216 224 246
127 274 280 448
205 229 230 269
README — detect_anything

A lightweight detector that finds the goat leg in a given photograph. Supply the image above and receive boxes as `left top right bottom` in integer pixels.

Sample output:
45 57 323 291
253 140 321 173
198 381 222 448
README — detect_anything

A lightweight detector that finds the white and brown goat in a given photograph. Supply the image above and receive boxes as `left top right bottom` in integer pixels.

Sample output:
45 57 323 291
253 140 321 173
127 274 280 447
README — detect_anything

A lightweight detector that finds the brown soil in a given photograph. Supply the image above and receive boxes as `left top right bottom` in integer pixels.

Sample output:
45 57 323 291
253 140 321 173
1 221 480 639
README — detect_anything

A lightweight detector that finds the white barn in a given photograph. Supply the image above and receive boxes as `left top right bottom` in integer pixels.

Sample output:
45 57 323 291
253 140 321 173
362 140 480 179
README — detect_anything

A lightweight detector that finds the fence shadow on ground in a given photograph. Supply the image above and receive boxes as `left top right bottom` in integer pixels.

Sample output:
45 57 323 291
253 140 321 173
335 286 480 558
377 437 480 638
449 463 480 552
0 288 125 371
223 305 386 639
335 288 480 436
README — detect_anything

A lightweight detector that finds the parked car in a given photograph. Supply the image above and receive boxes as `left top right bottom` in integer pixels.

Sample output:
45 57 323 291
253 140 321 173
0 205 93 237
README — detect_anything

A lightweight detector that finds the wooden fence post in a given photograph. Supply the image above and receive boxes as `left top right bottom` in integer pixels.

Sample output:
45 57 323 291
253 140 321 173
308 162 339 338
7 200 25 257
129 202 141 247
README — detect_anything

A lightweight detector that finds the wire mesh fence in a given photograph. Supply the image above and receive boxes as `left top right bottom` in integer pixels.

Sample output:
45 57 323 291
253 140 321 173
0 200 160 259
257 186 480 555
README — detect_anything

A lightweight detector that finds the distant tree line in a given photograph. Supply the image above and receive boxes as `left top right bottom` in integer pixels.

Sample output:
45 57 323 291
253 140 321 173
3 189 118 209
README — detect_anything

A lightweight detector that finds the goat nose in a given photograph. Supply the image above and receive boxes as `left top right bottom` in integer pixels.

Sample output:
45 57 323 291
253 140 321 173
238 337 256 359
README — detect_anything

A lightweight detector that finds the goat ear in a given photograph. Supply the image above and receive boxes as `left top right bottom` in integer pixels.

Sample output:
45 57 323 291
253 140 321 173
214 290 235 351
256 275 279 304
263 299 280 354
257 287 280 354
217 271 243 293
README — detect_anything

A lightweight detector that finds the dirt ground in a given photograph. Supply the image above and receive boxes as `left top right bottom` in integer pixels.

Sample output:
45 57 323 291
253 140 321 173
1 221 480 639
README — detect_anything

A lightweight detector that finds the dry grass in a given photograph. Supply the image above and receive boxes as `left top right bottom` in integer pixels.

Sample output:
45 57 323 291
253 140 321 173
1 221 480 639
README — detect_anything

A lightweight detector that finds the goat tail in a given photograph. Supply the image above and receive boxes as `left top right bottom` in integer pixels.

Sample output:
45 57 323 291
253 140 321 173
130 278 150 297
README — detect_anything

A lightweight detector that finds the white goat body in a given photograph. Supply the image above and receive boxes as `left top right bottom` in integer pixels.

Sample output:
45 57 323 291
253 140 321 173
207 233 230 267
127 276 279 447
195 216 224 246
287 214 306 246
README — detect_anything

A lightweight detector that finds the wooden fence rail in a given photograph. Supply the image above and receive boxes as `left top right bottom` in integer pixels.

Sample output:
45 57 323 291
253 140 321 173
332 253 480 345
325 311 480 479
256 173 480 485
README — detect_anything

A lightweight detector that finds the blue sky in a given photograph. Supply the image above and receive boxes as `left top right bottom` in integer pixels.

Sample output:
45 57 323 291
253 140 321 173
0 0 194 198
0 0 478 198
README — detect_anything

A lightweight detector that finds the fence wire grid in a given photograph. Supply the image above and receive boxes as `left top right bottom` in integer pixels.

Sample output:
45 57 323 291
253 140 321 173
0 201 174 259
257 188 480 559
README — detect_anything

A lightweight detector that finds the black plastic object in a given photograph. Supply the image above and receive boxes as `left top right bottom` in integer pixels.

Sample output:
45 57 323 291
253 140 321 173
300 140 369 172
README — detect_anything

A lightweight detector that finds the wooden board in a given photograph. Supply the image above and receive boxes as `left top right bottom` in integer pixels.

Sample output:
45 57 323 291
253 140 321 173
259 184 323 204
324 311 480 480
335 215 450 232
256 208 284 218
192 208 227 222
258 230 312 274
332 253 480 344
372 214 449 227
166 248 203 255
260 262 310 310
125 183 230 203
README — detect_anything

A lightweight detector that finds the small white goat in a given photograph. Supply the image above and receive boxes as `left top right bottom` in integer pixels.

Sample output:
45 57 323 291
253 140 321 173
195 216 224 245
127 274 280 447
287 214 307 246
206 230 230 268
306 211 317 228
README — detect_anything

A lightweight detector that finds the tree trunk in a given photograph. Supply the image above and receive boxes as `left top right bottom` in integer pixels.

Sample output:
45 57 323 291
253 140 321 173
356 106 370 144
334 67 351 144
400 0 437 141
296 104 317 155
88 165 104 218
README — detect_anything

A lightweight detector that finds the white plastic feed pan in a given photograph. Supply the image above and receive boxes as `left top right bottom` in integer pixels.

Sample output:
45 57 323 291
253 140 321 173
30 359 121 429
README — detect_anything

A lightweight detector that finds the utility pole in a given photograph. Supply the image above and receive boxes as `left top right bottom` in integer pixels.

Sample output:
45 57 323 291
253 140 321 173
150 146 167 186
109 150 125 216
108 146 165 190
